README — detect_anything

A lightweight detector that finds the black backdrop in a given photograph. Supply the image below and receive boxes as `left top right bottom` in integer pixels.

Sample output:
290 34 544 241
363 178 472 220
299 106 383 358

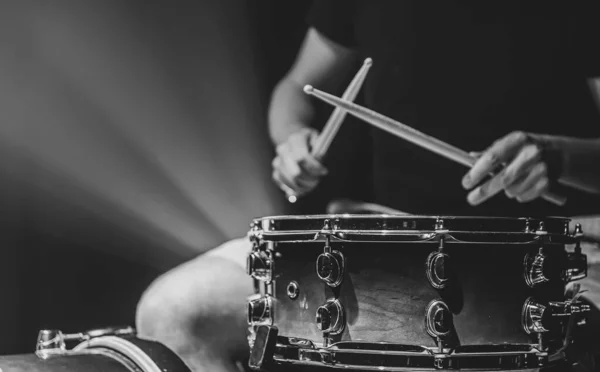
0 0 371 355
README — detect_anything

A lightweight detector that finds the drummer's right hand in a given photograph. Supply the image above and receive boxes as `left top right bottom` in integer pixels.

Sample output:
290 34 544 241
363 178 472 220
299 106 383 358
272 127 328 198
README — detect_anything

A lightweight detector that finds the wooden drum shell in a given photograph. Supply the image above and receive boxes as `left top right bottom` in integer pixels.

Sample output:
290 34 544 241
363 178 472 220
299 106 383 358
271 240 566 347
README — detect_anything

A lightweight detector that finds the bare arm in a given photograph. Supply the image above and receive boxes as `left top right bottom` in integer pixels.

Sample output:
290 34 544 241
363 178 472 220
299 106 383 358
462 77 600 204
554 78 600 194
268 27 358 146
553 139 600 195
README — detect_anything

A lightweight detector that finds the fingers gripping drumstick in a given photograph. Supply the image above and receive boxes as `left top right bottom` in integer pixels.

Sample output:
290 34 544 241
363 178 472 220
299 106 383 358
286 58 373 203
303 85 567 207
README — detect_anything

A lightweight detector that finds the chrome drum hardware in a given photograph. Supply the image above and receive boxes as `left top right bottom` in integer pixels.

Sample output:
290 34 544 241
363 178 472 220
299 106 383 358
425 299 454 351
245 214 587 371
248 295 273 326
520 222 590 356
247 250 274 282
14 326 191 372
523 248 557 288
286 281 299 299
316 299 345 335
564 224 587 283
316 250 345 288
521 297 591 335
523 223 587 288
426 238 452 290
36 327 135 359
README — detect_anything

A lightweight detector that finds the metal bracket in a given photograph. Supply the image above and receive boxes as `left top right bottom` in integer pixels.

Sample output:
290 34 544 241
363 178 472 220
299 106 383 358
36 327 135 359
248 325 279 371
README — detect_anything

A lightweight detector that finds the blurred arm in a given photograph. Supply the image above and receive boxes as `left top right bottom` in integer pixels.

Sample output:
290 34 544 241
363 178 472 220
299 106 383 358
554 137 600 195
268 28 358 146
555 77 600 194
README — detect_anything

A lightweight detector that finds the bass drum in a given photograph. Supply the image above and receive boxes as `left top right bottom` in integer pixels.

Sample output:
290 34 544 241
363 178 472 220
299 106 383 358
0 327 190 372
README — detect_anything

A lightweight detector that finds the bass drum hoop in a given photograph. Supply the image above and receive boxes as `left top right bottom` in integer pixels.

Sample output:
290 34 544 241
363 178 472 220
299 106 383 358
73 336 163 372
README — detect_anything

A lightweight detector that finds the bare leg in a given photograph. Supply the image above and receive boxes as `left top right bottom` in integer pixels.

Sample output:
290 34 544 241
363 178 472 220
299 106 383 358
136 238 253 372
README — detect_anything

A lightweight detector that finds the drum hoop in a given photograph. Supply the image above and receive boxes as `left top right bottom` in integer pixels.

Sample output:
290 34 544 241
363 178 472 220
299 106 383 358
73 336 162 372
251 215 574 243
256 231 573 244
272 340 560 371
78 348 143 372
254 214 569 221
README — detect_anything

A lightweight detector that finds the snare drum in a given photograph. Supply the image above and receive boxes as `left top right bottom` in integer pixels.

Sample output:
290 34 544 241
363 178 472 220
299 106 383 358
245 215 591 371
0 327 190 372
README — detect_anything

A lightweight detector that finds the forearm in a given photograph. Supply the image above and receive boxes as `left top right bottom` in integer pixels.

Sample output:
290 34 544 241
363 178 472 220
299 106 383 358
268 77 317 146
553 136 600 194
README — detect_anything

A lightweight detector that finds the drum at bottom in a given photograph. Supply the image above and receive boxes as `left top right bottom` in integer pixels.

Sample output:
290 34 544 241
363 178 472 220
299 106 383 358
0 326 190 372
246 214 600 371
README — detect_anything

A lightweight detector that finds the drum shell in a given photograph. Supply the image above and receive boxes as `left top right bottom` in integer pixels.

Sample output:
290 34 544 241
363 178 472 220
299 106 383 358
271 241 567 347
0 353 132 372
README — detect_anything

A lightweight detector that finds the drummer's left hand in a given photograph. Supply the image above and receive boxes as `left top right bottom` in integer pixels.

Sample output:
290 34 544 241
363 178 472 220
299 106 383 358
461 131 554 205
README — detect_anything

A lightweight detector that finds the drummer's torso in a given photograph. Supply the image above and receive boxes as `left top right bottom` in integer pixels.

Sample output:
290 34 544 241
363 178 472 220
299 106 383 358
345 1 600 215
353 1 600 134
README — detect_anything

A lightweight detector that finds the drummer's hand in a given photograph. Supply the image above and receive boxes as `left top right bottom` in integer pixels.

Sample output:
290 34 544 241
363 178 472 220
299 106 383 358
272 127 328 198
461 131 555 205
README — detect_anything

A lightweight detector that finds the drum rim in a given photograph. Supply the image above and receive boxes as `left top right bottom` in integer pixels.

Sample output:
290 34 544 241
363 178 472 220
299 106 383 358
250 214 575 243
73 336 162 372
270 337 563 371
252 214 571 222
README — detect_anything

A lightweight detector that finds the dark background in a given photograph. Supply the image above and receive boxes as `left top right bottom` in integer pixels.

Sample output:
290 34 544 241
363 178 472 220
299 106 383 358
0 0 371 354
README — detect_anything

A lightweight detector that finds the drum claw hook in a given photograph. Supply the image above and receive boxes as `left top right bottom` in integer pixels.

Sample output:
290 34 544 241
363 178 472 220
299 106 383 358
313 218 337 242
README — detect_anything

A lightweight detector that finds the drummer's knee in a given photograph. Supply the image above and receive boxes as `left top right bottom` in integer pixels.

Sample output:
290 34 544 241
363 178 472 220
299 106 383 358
135 258 197 343
135 252 254 358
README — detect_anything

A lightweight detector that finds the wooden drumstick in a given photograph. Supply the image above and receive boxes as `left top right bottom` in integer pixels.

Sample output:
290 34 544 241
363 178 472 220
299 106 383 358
286 58 373 203
303 85 567 207
311 57 373 159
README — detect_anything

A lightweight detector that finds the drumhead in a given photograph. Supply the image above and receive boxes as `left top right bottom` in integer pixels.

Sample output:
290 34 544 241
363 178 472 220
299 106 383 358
250 214 575 244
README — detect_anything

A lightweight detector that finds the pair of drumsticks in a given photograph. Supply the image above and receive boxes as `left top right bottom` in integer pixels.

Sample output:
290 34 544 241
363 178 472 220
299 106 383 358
284 57 374 203
287 58 566 207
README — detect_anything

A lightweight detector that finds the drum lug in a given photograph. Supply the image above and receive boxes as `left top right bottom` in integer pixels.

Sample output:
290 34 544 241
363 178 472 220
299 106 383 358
523 248 553 288
425 299 454 351
316 299 345 336
247 249 274 283
564 250 587 283
524 250 587 289
248 325 278 371
316 219 345 287
524 224 587 288
248 295 274 326
426 238 452 290
521 297 591 335
565 224 587 282
316 249 345 288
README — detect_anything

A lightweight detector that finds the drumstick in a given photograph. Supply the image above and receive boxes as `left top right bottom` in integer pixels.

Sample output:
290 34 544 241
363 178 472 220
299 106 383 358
303 85 567 207
311 57 373 159
286 58 373 203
